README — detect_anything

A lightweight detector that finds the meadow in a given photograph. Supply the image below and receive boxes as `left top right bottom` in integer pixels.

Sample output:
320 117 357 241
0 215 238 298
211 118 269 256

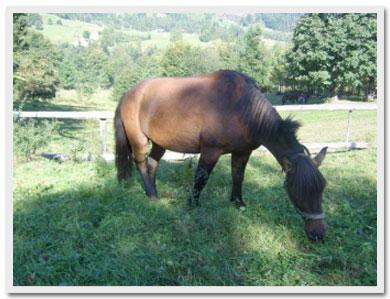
13 92 377 286
38 13 286 49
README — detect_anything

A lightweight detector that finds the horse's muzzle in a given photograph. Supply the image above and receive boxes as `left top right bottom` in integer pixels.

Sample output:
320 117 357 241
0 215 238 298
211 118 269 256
304 219 327 241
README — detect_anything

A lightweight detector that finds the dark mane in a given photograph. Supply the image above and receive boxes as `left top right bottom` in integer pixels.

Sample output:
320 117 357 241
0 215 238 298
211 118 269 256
231 71 301 145
288 156 327 212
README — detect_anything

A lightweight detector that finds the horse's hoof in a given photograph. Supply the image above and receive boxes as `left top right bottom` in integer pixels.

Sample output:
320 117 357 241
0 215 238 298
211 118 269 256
150 195 159 201
188 198 200 208
234 200 246 209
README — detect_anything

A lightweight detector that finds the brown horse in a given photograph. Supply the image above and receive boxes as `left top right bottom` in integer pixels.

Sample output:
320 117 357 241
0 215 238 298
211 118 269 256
114 70 328 241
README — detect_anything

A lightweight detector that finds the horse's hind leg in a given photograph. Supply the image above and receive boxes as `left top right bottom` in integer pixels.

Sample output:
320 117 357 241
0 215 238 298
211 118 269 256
131 136 158 198
147 143 166 196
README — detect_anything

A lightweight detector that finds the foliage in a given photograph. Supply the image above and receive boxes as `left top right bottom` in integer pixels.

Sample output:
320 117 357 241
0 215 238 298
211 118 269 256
218 42 239 70
13 117 58 161
83 30 91 39
169 29 183 42
239 13 303 32
160 41 221 78
111 51 161 101
26 13 44 30
13 14 61 103
270 44 288 93
237 24 271 90
286 13 377 99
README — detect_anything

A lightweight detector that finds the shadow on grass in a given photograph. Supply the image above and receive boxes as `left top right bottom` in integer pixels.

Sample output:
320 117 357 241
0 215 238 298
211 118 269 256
13 100 92 112
13 155 377 286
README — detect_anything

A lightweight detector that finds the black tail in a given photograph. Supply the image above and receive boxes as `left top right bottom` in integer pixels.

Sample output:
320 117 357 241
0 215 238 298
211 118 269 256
114 103 132 181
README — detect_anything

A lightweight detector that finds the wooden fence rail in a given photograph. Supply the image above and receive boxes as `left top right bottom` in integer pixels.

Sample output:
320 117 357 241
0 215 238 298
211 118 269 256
13 103 377 160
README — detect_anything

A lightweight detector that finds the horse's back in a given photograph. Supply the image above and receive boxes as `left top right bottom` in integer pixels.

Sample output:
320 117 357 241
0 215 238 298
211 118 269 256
119 71 256 153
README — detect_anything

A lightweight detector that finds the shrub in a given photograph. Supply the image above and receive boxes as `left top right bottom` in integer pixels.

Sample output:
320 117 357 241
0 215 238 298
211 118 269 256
13 117 58 161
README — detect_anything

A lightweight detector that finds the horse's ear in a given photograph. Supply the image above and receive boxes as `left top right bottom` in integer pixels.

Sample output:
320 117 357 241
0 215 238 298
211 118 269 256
313 147 328 167
282 157 293 173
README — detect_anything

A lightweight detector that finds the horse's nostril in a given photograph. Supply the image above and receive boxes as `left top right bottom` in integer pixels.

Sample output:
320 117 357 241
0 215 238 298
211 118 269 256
308 231 324 241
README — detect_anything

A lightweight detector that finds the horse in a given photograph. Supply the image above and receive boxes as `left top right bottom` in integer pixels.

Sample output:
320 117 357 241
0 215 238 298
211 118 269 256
114 70 328 241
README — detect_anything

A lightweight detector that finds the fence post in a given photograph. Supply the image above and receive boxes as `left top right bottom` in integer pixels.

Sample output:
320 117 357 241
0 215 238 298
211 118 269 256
99 118 108 156
345 110 353 149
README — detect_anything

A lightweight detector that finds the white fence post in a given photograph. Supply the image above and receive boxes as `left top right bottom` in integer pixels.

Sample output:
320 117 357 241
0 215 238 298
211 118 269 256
345 110 353 149
99 118 108 156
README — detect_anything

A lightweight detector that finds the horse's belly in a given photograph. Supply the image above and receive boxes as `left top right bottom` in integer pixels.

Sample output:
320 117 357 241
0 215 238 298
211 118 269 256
147 124 202 153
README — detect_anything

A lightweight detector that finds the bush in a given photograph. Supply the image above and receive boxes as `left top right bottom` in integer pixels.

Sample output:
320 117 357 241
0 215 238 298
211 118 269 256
13 117 58 161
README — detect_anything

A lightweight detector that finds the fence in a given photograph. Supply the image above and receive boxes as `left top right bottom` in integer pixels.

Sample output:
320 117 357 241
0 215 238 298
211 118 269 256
13 102 377 161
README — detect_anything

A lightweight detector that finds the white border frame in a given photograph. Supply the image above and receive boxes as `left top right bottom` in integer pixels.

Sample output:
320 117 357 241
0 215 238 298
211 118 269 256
5 6 385 294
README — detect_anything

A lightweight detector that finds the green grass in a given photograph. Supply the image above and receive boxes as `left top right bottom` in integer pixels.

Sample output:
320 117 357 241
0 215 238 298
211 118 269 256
13 108 377 286
40 14 102 44
37 13 286 51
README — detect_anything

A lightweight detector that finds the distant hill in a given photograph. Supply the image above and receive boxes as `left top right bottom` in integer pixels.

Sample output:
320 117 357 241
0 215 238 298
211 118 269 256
33 13 296 48
49 13 300 41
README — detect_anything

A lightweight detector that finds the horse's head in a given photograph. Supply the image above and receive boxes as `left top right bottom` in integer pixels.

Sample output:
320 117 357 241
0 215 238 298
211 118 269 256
282 147 328 241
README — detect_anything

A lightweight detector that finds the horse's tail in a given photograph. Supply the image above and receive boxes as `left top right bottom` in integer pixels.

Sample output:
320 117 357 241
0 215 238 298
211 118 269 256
114 100 133 181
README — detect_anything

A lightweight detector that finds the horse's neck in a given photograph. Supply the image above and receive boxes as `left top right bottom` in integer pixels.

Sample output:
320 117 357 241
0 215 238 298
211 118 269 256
263 138 300 169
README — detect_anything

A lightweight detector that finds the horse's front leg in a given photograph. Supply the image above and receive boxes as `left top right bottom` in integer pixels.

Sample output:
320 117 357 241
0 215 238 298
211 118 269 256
230 151 251 208
188 147 222 207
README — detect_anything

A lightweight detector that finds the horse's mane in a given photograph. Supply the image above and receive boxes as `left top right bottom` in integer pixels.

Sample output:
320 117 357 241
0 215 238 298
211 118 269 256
231 71 301 146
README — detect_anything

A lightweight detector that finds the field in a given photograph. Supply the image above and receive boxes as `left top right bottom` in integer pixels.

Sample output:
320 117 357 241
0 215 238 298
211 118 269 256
38 13 286 50
13 95 377 286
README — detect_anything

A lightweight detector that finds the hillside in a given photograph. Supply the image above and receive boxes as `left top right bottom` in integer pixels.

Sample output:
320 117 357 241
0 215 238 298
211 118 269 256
31 13 293 49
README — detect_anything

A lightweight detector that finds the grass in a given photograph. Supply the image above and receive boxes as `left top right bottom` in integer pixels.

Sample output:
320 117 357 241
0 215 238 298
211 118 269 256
13 106 377 286
40 14 102 45
37 13 286 51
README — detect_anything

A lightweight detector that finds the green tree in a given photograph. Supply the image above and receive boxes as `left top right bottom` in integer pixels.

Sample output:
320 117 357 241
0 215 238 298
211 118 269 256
218 42 239 70
161 41 220 77
170 29 183 42
111 54 161 101
286 14 331 94
160 41 195 77
270 44 288 93
13 14 61 104
83 30 91 39
286 13 377 99
237 24 271 89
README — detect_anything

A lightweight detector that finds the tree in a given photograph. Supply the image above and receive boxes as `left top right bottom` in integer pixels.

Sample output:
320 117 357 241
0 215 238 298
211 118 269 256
111 54 161 102
160 41 195 77
13 14 61 104
160 41 221 78
26 13 43 30
286 14 331 95
270 44 288 93
218 42 239 70
237 24 271 90
170 29 183 42
83 30 91 39
286 13 377 99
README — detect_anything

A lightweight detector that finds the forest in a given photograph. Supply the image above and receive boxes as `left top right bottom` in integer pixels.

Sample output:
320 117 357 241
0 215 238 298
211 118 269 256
13 12 377 110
